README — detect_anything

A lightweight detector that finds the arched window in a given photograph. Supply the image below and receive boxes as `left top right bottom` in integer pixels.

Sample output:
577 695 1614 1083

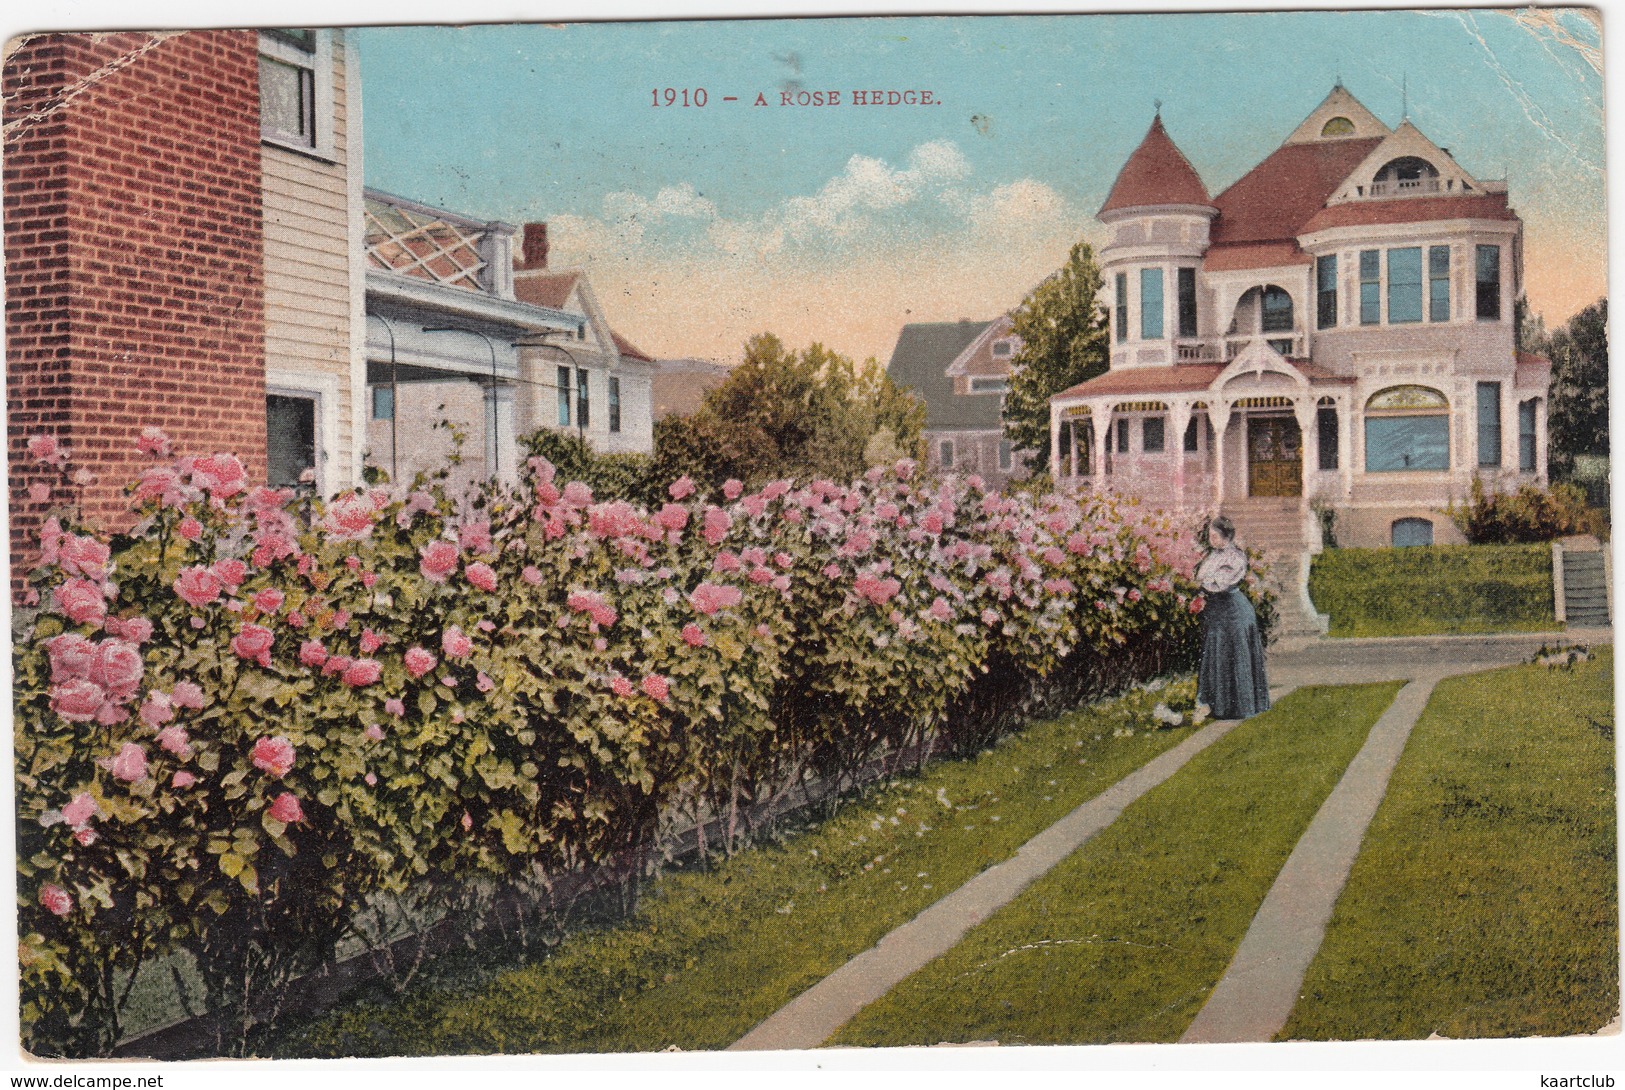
1260 286 1294 333
1391 518 1435 547
1321 116 1355 137
1365 385 1450 472
1373 156 1440 196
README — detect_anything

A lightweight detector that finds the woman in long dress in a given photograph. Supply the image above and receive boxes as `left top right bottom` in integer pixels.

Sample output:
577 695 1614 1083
1196 516 1271 719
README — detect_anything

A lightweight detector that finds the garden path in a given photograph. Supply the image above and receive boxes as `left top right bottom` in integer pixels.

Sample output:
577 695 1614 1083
730 626 1611 1051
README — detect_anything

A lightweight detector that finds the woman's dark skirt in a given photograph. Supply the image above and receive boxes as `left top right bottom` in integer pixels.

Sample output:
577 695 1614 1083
1197 587 1271 720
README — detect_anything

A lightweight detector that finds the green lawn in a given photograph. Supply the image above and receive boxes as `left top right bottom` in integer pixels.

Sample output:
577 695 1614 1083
1308 543 1557 638
271 681 1209 1056
830 682 1404 1047
1280 649 1617 1040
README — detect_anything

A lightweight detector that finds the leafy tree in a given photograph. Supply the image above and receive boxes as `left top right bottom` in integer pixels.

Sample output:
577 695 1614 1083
1002 241 1110 472
1547 298 1608 481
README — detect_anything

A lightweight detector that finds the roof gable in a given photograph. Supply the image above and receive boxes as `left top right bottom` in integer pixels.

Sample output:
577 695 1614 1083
1281 84 1392 145
1325 120 1483 205
1099 115 1213 216
886 320 1003 430
945 315 1019 377
1210 136 1385 246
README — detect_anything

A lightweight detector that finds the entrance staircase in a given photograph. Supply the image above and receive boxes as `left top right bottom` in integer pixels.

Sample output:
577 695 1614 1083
1227 498 1328 642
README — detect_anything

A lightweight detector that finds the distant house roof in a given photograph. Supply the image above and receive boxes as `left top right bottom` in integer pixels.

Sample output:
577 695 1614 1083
1300 192 1515 233
1515 351 1552 391
886 320 1001 431
512 270 580 310
1100 116 1214 215
1210 136 1385 247
611 330 653 362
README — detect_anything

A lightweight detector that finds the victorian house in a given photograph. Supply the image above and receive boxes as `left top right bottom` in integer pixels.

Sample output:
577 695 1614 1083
1049 85 1549 556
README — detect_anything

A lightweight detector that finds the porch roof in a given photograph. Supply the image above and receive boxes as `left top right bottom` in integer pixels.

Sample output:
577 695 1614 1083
1055 363 1225 401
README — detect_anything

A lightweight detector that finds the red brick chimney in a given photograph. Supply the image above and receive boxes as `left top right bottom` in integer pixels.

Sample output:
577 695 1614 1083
519 222 549 270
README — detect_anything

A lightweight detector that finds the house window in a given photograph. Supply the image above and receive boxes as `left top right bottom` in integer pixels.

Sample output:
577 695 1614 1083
1140 268 1164 340
1183 416 1201 452
1387 247 1423 324
991 340 1013 358
969 377 1009 394
576 367 591 429
1143 417 1165 453
1321 116 1355 136
1364 385 1450 472
1177 268 1197 338
1316 255 1337 329
998 440 1013 471
609 376 622 434
1391 517 1435 547
1115 418 1129 454
1476 245 1502 320
1317 405 1339 470
1428 246 1450 321
370 385 394 422
267 392 318 490
556 365 572 427
1359 250 1381 325
1477 382 1502 467
1115 273 1128 344
1260 286 1294 333
1519 400 1537 472
259 30 331 156
939 438 955 468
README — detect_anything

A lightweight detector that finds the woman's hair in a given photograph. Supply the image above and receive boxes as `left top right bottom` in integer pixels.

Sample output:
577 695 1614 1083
1209 515 1236 543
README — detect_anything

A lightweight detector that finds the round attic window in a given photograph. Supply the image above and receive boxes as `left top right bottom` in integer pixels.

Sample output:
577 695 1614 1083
1321 116 1355 136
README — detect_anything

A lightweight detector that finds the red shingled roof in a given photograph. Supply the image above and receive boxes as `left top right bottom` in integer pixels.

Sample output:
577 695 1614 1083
512 270 579 310
1210 137 1384 246
1099 116 1213 215
612 330 653 362
1203 241 1312 272
1056 364 1226 400
1300 192 1515 233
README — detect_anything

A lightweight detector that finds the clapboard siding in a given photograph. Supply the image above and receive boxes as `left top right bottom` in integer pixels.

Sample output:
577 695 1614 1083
260 29 356 489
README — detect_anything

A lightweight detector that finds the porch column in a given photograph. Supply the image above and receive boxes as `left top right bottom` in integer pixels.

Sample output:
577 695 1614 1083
1049 401 1062 479
1500 382 1516 475
1212 402 1231 510
1169 400 1191 512
1345 397 1360 499
1293 397 1315 503
1093 405 1112 487
1536 396 1550 483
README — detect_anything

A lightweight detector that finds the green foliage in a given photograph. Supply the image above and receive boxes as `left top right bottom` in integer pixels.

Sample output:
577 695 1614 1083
1547 298 1608 482
1283 652 1617 1040
1308 543 1555 638
519 429 658 505
1449 476 1601 544
833 683 1403 1046
1002 241 1110 472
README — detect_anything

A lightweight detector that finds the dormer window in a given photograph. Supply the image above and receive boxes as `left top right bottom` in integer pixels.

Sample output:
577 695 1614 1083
1372 156 1440 197
1320 116 1355 137
991 339 1013 358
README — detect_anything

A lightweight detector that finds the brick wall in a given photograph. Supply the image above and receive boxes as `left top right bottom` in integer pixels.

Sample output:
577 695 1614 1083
4 31 266 587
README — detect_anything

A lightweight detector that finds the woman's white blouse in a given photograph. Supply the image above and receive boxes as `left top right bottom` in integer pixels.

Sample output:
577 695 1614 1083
1197 545 1247 594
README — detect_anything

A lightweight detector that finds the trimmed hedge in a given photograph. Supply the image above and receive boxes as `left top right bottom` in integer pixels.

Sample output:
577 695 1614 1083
1308 543 1556 638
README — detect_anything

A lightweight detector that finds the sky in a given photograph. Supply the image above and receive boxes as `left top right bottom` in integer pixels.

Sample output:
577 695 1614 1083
352 8 1605 366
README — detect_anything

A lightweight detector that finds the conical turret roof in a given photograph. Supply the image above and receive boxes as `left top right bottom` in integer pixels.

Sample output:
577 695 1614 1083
1099 115 1213 216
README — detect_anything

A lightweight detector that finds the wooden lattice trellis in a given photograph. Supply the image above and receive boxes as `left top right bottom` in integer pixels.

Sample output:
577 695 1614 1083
365 197 490 293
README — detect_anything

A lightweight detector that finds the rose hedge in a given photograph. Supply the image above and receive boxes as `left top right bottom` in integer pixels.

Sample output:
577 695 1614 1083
14 430 1267 1055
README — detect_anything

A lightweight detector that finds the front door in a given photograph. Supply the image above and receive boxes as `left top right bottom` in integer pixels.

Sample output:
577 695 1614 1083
1247 416 1302 497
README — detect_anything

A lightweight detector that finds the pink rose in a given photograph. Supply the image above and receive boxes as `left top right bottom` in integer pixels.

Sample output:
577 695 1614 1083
74 827 98 845
419 540 459 583
213 558 248 589
927 597 954 622
176 517 203 543
53 579 108 628
252 588 285 614
51 679 106 723
156 725 192 759
441 627 472 660
688 582 743 616
137 426 172 457
404 647 437 679
170 680 205 710
91 639 143 699
62 792 99 828
45 633 97 682
461 811 474 831
521 565 543 586
458 520 493 555
680 623 707 648
476 672 495 693
641 674 671 702
268 792 305 824
609 675 635 698
39 884 72 918
251 735 296 778
722 479 744 500
59 535 110 580
173 566 223 608
299 639 328 668
669 475 697 500
321 492 376 541
465 562 498 592
342 659 382 687
359 628 384 654
105 615 153 644
562 481 593 507
26 481 51 505
191 453 247 498
364 772 378 786
1189 596 1206 614
139 693 174 727
28 434 66 467
108 743 148 783
172 771 196 789
231 623 274 668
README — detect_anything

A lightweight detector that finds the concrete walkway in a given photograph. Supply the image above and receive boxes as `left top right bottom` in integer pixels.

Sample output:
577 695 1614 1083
730 626 1611 1051
728 710 1260 1052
